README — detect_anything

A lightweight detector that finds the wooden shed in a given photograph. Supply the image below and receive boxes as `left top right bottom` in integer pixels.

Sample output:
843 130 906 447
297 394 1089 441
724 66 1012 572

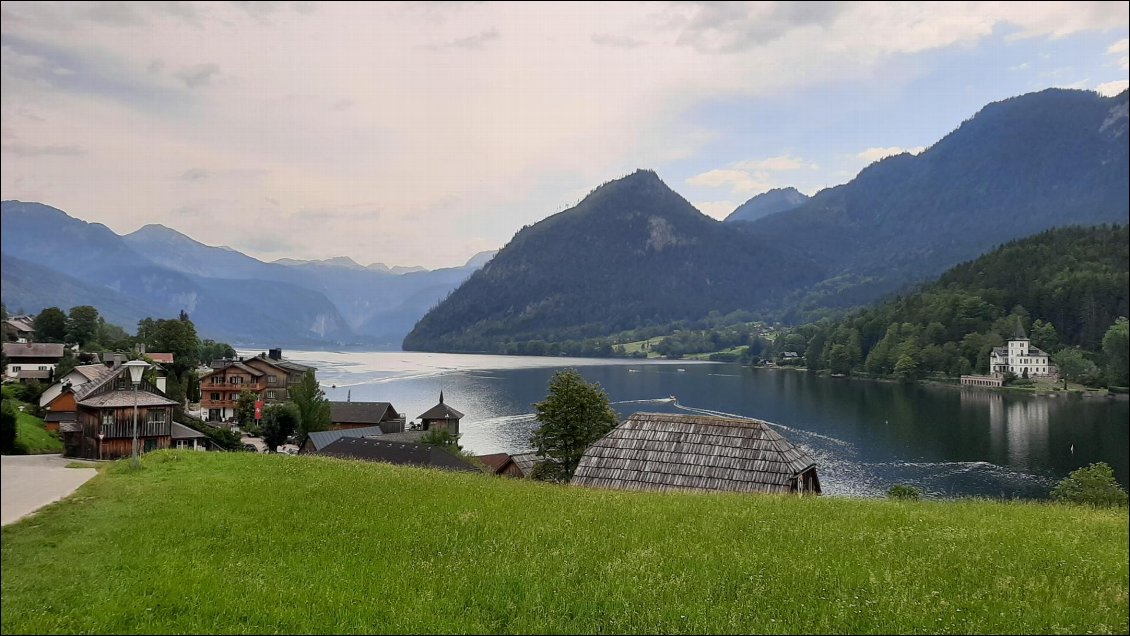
572 412 821 495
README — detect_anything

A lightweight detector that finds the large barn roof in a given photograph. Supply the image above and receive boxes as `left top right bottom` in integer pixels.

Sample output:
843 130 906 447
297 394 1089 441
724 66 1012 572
572 412 819 495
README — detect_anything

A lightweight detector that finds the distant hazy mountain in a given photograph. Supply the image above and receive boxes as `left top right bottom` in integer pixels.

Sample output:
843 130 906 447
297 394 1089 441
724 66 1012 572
403 170 824 352
3 204 488 347
723 187 809 223
406 88 1128 352
2 202 352 344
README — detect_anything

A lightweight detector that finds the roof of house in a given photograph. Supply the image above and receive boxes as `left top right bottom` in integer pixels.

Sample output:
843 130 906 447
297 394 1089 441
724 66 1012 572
378 430 426 444
305 426 385 452
77 390 178 409
476 453 513 474
171 422 208 439
571 412 819 495
4 316 35 332
72 364 115 383
3 342 65 358
44 411 77 423
419 392 464 420
992 345 1049 357
509 452 548 476
329 401 400 425
316 437 480 472
147 353 175 364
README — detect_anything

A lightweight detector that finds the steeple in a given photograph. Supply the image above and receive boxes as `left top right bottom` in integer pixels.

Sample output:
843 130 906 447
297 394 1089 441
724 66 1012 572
1012 317 1028 341
439 390 444 404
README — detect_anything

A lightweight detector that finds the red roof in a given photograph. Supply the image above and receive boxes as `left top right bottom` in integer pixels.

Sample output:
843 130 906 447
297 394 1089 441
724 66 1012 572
147 353 175 364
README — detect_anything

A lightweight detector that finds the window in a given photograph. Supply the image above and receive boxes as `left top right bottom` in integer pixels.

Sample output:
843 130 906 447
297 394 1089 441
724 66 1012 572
210 392 221 401
38 366 48 371
10 366 20 372
148 410 166 425
102 412 114 427
211 376 223 385
266 391 276 400
268 375 277 384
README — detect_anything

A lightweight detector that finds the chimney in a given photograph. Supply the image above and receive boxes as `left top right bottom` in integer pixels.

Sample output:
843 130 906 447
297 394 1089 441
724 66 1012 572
111 353 125 368
269 348 283 361
138 342 146 354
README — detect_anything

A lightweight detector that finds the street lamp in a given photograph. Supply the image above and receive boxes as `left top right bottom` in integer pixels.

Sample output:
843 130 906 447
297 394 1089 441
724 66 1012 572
123 360 150 468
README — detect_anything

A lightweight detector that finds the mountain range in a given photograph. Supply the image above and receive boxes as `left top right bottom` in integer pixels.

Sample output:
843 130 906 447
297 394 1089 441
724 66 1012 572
406 88 1129 352
0 202 491 346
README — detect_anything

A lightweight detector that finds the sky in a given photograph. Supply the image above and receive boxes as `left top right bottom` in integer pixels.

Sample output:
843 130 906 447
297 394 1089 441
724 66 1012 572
2 1 1127 269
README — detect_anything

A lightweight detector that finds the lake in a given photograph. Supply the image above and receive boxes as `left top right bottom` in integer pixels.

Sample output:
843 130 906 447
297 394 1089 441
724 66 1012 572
244 349 1129 499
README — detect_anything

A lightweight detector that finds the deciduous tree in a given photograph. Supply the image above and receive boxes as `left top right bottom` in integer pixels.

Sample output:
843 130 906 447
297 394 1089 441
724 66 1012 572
529 369 618 482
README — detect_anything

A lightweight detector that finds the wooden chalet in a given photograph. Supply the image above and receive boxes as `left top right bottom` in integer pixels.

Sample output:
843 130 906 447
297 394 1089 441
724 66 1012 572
572 412 821 495
474 451 550 478
418 392 464 436
60 364 177 460
329 401 406 433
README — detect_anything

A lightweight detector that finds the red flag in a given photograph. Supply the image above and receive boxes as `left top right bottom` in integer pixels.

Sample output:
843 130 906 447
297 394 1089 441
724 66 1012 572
254 400 263 421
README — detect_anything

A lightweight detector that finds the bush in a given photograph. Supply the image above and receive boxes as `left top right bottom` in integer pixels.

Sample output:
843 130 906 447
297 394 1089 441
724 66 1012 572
887 484 922 501
420 428 461 448
1050 462 1128 507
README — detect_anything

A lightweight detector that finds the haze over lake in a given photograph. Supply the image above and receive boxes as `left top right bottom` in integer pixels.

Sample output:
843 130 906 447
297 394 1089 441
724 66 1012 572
245 349 1130 499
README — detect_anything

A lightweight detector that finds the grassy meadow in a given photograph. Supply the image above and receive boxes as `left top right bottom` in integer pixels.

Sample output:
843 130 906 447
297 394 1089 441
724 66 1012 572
1 451 1126 634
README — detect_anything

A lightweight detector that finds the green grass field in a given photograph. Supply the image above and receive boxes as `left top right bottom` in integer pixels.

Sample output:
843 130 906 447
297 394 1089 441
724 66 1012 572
12 403 63 454
2 452 1126 634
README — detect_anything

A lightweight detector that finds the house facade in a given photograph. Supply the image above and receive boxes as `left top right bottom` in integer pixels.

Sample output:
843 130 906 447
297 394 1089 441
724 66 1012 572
198 351 314 422
418 392 464 437
3 342 65 381
58 365 177 460
329 401 406 433
989 325 1053 377
2 315 35 343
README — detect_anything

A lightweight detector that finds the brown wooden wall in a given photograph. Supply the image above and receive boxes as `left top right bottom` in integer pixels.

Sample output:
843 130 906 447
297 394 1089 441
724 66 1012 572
99 436 171 460
47 391 76 412
77 405 173 439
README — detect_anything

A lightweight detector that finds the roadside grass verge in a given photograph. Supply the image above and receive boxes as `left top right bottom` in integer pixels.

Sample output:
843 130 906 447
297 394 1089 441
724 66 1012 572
2 451 1126 634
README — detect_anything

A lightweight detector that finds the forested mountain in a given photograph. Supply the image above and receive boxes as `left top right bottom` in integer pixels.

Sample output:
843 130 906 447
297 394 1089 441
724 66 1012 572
403 170 825 352
1 202 487 346
408 89 1128 353
740 88 1129 315
723 187 809 223
784 225 1128 380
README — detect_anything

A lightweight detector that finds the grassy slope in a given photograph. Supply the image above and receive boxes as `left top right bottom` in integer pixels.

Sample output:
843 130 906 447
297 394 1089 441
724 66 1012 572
10 402 64 454
2 452 1126 635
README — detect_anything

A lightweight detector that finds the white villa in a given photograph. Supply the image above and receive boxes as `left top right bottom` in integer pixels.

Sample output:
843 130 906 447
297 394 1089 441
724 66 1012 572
990 323 1053 378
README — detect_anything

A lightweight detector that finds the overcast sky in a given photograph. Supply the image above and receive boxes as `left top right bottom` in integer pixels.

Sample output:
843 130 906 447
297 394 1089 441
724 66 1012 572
2 1 1127 269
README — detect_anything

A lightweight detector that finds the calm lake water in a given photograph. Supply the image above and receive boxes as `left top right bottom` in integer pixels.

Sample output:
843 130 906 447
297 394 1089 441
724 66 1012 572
248 350 1129 499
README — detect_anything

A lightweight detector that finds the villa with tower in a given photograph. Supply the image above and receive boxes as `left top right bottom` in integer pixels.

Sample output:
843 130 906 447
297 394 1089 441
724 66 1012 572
961 320 1056 387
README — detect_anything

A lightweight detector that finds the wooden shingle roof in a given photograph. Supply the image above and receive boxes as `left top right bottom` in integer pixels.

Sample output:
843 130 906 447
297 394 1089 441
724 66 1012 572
572 412 818 495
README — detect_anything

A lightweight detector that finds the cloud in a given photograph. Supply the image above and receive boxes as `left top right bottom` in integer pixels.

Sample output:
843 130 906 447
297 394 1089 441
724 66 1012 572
856 146 926 163
733 155 809 171
592 33 644 49
173 63 220 88
686 169 773 195
693 200 737 220
426 28 500 50
1 142 85 157
1107 38 1129 54
181 168 209 181
1096 79 1130 96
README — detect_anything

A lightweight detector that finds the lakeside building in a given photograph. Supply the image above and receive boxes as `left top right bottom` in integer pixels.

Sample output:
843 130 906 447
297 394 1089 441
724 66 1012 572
989 323 1053 378
199 349 313 422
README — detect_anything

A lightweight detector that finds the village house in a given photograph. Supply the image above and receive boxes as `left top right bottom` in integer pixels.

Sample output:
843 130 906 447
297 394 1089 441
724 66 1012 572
572 412 821 495
300 425 384 454
198 349 314 422
475 451 545 478
2 315 36 343
329 401 406 433
418 392 464 436
54 361 177 460
3 342 65 382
